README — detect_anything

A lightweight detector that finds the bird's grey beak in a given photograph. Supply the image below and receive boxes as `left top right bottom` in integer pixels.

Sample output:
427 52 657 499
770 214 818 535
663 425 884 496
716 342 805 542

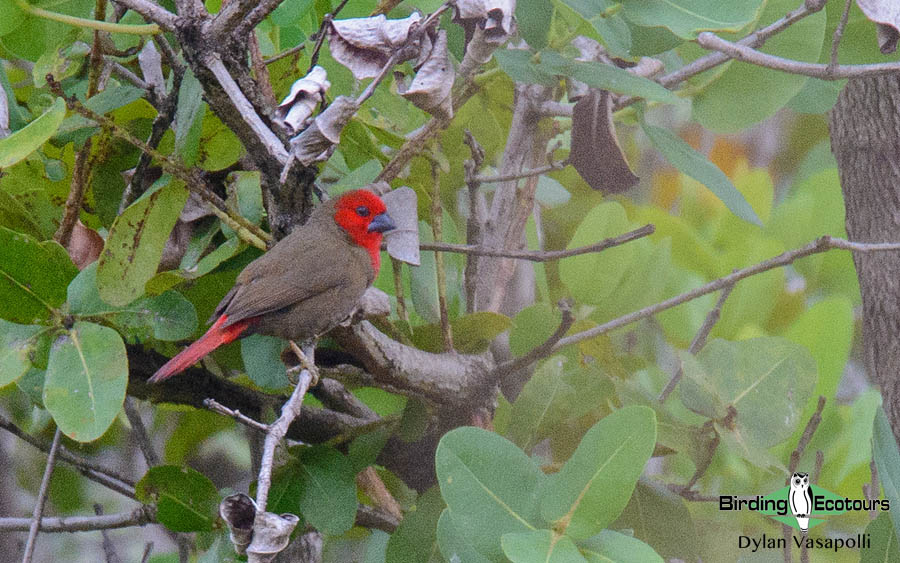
368 211 397 233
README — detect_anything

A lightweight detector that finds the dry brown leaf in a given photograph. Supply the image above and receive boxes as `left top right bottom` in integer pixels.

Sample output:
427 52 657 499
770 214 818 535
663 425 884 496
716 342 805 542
380 186 420 266
66 220 104 270
569 89 638 193
399 30 455 120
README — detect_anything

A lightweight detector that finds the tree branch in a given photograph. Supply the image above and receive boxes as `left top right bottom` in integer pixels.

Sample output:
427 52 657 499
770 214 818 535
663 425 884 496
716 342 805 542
22 428 62 563
413 224 654 261
0 507 155 532
0 414 136 499
112 0 177 31
658 282 735 402
696 32 900 80
553 236 900 352
492 299 575 380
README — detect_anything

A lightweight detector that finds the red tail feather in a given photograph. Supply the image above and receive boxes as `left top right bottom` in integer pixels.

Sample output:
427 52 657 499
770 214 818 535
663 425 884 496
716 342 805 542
149 315 251 383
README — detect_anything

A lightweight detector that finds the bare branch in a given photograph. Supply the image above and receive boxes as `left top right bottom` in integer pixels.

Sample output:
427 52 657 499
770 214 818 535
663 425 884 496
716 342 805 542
206 0 257 38
789 396 826 474
431 160 454 352
93 505 123 563
492 299 575 380
22 428 62 563
658 282 735 403
696 32 900 79
0 414 136 499
202 54 290 164
413 224 655 262
264 43 306 65
474 161 567 184
203 398 270 433
123 397 160 468
828 0 854 73
0 507 155 533
553 236 900 353
113 0 178 31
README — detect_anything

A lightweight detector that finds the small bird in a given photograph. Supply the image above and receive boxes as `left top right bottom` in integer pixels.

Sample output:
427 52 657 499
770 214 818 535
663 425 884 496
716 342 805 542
149 189 396 383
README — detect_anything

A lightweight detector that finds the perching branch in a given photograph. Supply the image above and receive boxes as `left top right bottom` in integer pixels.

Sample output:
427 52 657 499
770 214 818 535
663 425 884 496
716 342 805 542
696 32 900 80
492 299 575 381
203 398 271 433
110 0 177 31
552 236 900 353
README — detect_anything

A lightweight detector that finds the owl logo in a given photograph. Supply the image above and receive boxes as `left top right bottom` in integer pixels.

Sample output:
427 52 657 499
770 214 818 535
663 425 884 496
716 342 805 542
789 472 812 534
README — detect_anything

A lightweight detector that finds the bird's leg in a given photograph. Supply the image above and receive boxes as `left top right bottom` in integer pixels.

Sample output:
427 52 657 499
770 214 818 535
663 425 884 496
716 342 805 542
287 340 319 386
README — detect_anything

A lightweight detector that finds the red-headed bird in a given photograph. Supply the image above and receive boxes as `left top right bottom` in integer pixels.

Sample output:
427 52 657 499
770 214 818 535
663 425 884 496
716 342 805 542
149 189 396 383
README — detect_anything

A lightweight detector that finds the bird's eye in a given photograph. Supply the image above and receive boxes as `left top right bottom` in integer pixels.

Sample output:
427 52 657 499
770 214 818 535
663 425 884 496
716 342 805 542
356 206 370 217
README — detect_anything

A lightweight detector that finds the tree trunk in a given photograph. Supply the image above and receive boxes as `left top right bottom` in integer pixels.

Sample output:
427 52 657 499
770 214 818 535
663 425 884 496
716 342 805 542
830 73 900 445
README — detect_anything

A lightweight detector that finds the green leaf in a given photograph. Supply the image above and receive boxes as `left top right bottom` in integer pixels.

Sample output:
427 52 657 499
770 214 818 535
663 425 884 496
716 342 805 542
540 406 657 540
691 0 826 132
539 51 678 104
620 0 763 39
97 181 189 306
873 407 900 546
43 322 128 442
135 465 219 532
501 529 586 563
385 487 444 563
0 189 45 239
437 509 493 563
641 120 760 225
241 334 290 391
494 49 558 87
68 263 197 342
0 0 26 35
267 447 357 535
510 303 559 358
555 0 631 56
613 481 698 561
580 530 663 563
409 312 512 353
0 226 78 324
862 512 900 563
680 338 817 448
435 427 543 560
517 0 553 49
0 320 45 387
507 357 575 451
56 85 146 137
174 68 205 166
559 201 634 305
0 97 65 168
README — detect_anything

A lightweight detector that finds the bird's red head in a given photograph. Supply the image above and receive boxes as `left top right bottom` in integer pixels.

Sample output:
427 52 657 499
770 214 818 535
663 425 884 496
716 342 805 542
333 189 396 272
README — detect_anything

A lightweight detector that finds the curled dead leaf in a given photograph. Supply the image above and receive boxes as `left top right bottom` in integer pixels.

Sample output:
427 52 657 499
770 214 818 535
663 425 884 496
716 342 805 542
399 30 455 120
288 96 359 165
380 186 420 266
327 13 422 80
275 66 331 135
857 0 900 53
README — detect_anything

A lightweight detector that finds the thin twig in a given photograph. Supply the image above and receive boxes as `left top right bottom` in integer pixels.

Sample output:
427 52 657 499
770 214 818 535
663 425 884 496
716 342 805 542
658 282 735 402
413 224 655 262
305 0 352 72
463 131 486 313
54 139 92 247
492 299 575 380
474 161 567 184
696 32 900 80
123 397 159 467
680 416 727 495
789 396 826 474
390 257 409 325
0 507 155 532
264 43 306 65
93 505 123 563
0 414 136 499
552 236 900 353
204 398 270 433
431 160 454 352
140 542 153 563
828 0 854 73
22 428 62 563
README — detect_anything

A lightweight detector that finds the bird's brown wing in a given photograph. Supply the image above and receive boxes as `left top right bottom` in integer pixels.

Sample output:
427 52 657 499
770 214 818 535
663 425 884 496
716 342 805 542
213 224 366 326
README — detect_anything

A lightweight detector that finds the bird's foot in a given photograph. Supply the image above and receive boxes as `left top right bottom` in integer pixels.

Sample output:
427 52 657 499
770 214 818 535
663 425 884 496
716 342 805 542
287 340 319 386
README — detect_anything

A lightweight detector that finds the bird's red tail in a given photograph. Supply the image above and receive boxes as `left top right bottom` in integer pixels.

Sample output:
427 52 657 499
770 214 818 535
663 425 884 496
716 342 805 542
149 315 251 383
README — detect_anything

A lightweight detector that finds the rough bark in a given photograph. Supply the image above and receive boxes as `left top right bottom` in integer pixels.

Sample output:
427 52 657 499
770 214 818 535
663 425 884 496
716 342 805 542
830 73 900 444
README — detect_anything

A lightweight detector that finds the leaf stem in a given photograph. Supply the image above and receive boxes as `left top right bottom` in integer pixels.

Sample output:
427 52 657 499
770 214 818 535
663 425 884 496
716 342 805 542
14 0 160 35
